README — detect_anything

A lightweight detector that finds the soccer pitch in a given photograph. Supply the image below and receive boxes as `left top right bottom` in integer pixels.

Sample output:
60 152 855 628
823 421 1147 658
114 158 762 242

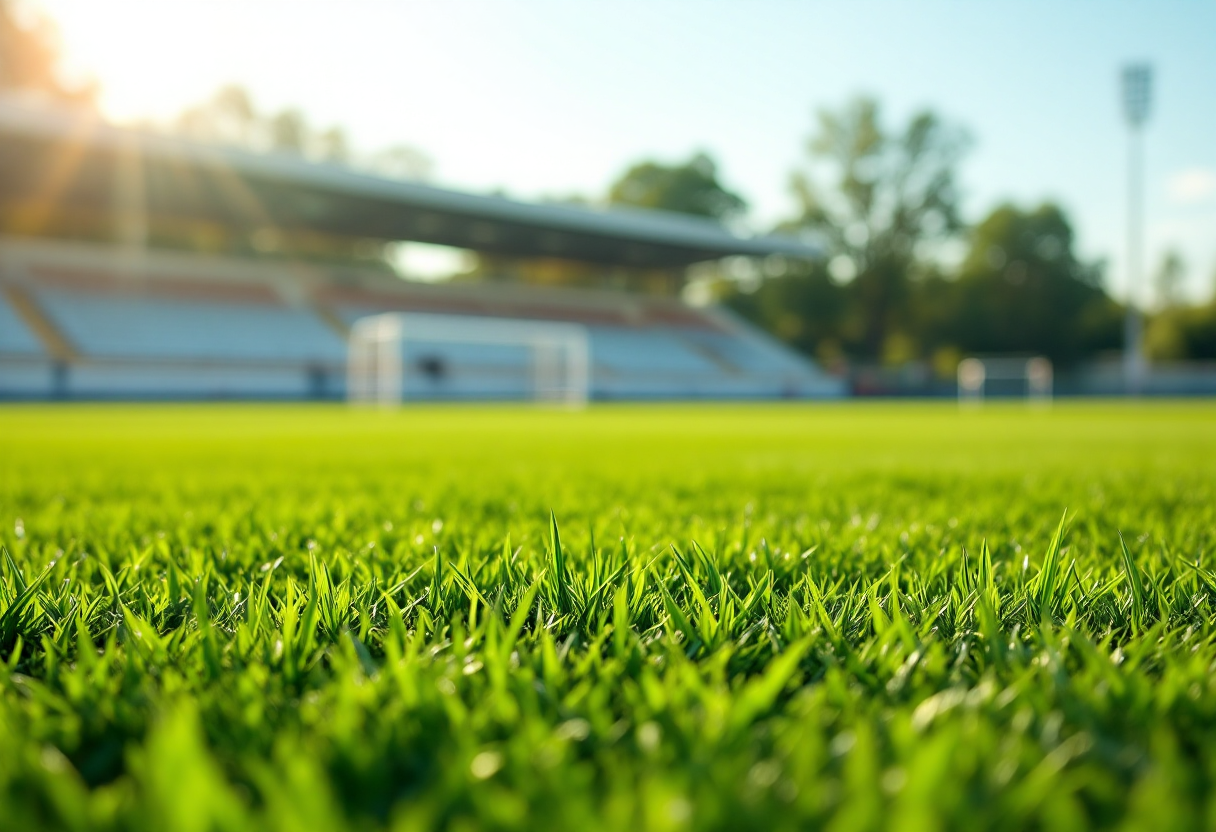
1 402 1215 831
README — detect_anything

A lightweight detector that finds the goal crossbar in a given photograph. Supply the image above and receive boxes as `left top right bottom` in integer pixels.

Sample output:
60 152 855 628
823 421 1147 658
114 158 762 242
347 313 590 406
958 356 1053 405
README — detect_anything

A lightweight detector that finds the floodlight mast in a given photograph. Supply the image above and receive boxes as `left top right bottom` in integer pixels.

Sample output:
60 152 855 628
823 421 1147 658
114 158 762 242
1122 64 1152 396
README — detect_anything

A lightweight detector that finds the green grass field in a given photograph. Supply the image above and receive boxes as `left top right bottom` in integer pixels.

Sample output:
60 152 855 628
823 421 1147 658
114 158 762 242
1 401 1215 831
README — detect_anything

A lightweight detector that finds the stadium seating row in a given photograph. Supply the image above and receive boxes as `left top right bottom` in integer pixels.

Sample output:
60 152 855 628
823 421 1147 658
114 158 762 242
0 239 842 400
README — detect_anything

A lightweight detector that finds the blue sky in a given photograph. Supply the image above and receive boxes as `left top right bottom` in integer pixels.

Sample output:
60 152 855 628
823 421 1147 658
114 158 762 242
40 0 1216 300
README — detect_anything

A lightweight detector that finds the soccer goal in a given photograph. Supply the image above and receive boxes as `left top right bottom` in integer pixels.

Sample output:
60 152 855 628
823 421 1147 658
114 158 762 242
957 356 1053 406
347 313 591 406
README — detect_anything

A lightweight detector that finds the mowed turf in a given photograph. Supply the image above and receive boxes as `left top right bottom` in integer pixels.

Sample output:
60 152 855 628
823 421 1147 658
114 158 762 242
1 401 1215 831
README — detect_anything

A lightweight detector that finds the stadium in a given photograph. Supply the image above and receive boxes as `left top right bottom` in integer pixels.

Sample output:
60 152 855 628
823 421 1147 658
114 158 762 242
3 3 1216 831
0 97 841 402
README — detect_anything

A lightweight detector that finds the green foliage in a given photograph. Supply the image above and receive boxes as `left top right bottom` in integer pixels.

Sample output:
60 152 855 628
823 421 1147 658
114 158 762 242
174 84 354 162
948 203 1124 365
1146 300 1216 361
732 97 1135 368
729 201 1124 369
787 96 969 357
607 152 747 221
722 261 849 363
1 402 1215 831
1153 250 1187 311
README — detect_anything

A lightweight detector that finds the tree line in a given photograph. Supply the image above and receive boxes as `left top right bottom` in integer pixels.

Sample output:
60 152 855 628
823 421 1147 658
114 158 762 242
603 99 1216 368
168 85 433 182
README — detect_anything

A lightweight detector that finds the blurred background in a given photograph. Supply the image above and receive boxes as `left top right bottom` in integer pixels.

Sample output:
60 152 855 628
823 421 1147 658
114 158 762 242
1 0 1213 401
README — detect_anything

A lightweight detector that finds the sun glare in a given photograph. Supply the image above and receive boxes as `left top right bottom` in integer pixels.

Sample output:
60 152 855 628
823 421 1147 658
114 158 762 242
40 0 234 120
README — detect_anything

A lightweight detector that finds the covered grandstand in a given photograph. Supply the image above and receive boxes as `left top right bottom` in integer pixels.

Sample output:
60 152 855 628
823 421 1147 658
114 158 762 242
0 96 842 401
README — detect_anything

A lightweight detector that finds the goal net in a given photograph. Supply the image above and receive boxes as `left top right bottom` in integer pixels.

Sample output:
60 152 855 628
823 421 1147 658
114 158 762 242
347 313 590 406
957 356 1053 406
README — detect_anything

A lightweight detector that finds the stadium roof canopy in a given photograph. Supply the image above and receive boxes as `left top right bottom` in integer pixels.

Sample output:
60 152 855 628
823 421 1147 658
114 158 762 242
0 97 821 268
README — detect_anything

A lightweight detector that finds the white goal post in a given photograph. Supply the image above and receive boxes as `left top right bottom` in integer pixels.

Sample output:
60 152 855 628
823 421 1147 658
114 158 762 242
347 313 590 406
958 356 1053 405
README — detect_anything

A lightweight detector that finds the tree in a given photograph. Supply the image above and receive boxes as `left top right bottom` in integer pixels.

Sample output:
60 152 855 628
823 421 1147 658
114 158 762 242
172 85 424 177
723 261 848 366
368 145 434 182
175 84 259 146
1154 249 1186 310
789 96 969 357
0 0 95 104
607 152 746 221
947 203 1122 365
314 126 349 163
1146 258 1216 361
268 108 308 154
469 152 745 294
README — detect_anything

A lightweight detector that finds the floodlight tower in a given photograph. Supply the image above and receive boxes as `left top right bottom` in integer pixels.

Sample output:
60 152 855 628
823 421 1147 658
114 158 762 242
1121 64 1152 395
